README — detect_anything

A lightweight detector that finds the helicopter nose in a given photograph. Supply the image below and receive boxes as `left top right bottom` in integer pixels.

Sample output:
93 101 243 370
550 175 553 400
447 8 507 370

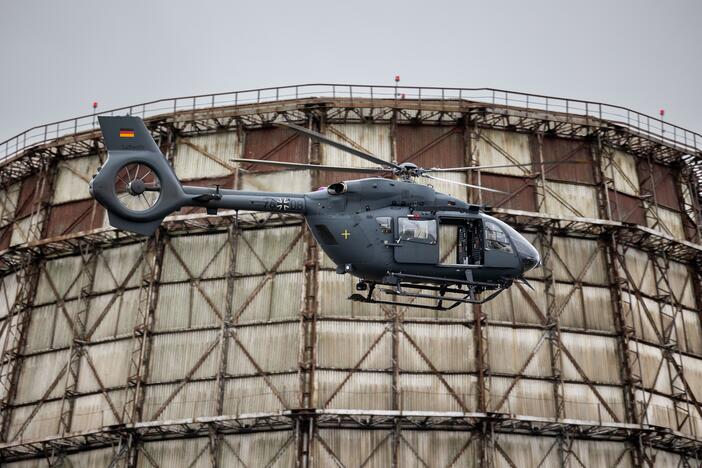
521 252 540 272
519 243 541 272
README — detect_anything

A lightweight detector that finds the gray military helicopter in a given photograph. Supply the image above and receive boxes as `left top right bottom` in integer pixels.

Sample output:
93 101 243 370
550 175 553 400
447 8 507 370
90 116 542 310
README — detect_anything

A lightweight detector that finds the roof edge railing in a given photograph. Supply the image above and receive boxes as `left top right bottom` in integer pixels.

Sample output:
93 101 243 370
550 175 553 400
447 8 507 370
2 83 701 164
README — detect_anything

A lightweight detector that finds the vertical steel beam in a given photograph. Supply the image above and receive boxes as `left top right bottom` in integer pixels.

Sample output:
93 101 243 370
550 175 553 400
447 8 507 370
296 112 321 468
210 221 240 468
389 110 402 468
593 134 647 467
57 244 99 434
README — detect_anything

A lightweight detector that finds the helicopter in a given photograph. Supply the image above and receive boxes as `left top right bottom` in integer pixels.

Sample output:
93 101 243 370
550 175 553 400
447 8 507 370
90 116 542 310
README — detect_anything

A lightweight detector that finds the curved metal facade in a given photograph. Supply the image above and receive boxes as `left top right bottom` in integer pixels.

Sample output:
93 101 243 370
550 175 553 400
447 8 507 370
0 88 701 467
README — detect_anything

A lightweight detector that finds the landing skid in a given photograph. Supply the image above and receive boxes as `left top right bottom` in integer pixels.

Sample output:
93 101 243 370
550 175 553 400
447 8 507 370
349 274 507 311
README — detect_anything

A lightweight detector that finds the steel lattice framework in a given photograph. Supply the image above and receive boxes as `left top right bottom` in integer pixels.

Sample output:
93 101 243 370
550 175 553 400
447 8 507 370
0 90 700 467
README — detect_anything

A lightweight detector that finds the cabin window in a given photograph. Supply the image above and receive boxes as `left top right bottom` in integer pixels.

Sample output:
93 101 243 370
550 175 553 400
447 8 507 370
484 220 513 253
376 217 392 234
398 218 437 244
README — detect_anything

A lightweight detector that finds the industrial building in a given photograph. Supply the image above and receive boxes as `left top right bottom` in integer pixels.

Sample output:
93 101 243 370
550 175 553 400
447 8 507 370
0 84 700 466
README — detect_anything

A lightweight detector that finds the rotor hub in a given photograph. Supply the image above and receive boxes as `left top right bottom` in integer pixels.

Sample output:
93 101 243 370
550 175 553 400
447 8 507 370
127 179 146 196
394 162 421 180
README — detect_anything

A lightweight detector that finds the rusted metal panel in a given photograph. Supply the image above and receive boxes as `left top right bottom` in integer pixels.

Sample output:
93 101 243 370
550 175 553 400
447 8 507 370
161 232 231 282
400 323 475 372
220 432 297 467
315 429 393 468
423 171 467 199
92 243 145 294
560 333 621 383
241 126 308 171
24 302 76 352
320 123 392 186
62 446 120 467
536 135 595 184
494 434 558 467
480 174 536 211
317 370 393 410
76 341 131 392
174 132 238 180
653 206 685 239
476 129 532 176
608 149 640 196
53 155 100 204
17 174 48 219
222 374 297 414
14 350 69 403
10 212 44 247
140 438 210 468
316 321 391 370
148 330 219 383
45 200 104 238
608 190 645 225
635 343 672 394
7 400 62 441
0 182 20 226
490 377 555 417
0 225 11 251
396 431 478 467
235 226 304 276
318 271 386 319
570 439 632 466
142 381 218 422
680 310 702 355
70 391 124 432
551 236 608 285
638 161 679 210
556 284 615 332
88 289 141 340
240 170 312 194
400 374 476 412
154 280 226 331
228 322 299 375
34 256 86 305
488 327 551 376
484 279 547 325
543 180 599 218
395 124 463 168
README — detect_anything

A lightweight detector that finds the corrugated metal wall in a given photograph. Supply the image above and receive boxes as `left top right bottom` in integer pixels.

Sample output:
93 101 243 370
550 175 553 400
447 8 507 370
0 102 700 467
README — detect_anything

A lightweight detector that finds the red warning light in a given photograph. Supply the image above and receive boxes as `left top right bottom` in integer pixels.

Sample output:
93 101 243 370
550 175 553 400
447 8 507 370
92 101 98 109
659 109 665 117
394 75 400 83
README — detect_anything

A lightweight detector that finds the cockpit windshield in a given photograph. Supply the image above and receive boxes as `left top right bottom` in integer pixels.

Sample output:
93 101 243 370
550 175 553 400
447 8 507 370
484 220 513 253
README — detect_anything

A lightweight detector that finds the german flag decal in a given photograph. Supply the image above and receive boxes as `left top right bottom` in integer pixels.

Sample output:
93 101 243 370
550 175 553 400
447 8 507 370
119 128 135 138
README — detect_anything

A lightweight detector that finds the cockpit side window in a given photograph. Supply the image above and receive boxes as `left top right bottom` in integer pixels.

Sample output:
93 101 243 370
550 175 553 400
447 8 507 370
398 218 437 244
484 220 513 253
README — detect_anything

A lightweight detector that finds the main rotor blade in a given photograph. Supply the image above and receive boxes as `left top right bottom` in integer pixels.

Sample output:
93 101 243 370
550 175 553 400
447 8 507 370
230 158 389 173
421 174 508 194
277 122 402 170
423 160 590 173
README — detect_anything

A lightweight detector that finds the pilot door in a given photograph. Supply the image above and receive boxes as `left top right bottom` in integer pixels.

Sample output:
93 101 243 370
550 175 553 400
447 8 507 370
394 216 439 264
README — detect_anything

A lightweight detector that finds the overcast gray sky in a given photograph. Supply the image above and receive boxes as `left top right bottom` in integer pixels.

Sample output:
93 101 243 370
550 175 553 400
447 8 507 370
1 0 701 142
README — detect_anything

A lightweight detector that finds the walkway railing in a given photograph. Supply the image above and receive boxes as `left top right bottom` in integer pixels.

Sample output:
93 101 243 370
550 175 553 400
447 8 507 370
2 83 701 164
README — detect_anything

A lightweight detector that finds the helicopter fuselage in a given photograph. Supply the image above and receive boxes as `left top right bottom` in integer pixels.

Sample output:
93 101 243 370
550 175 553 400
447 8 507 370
299 178 539 288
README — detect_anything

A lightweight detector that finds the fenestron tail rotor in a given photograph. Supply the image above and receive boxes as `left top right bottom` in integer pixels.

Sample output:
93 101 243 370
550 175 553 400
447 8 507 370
114 162 162 213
